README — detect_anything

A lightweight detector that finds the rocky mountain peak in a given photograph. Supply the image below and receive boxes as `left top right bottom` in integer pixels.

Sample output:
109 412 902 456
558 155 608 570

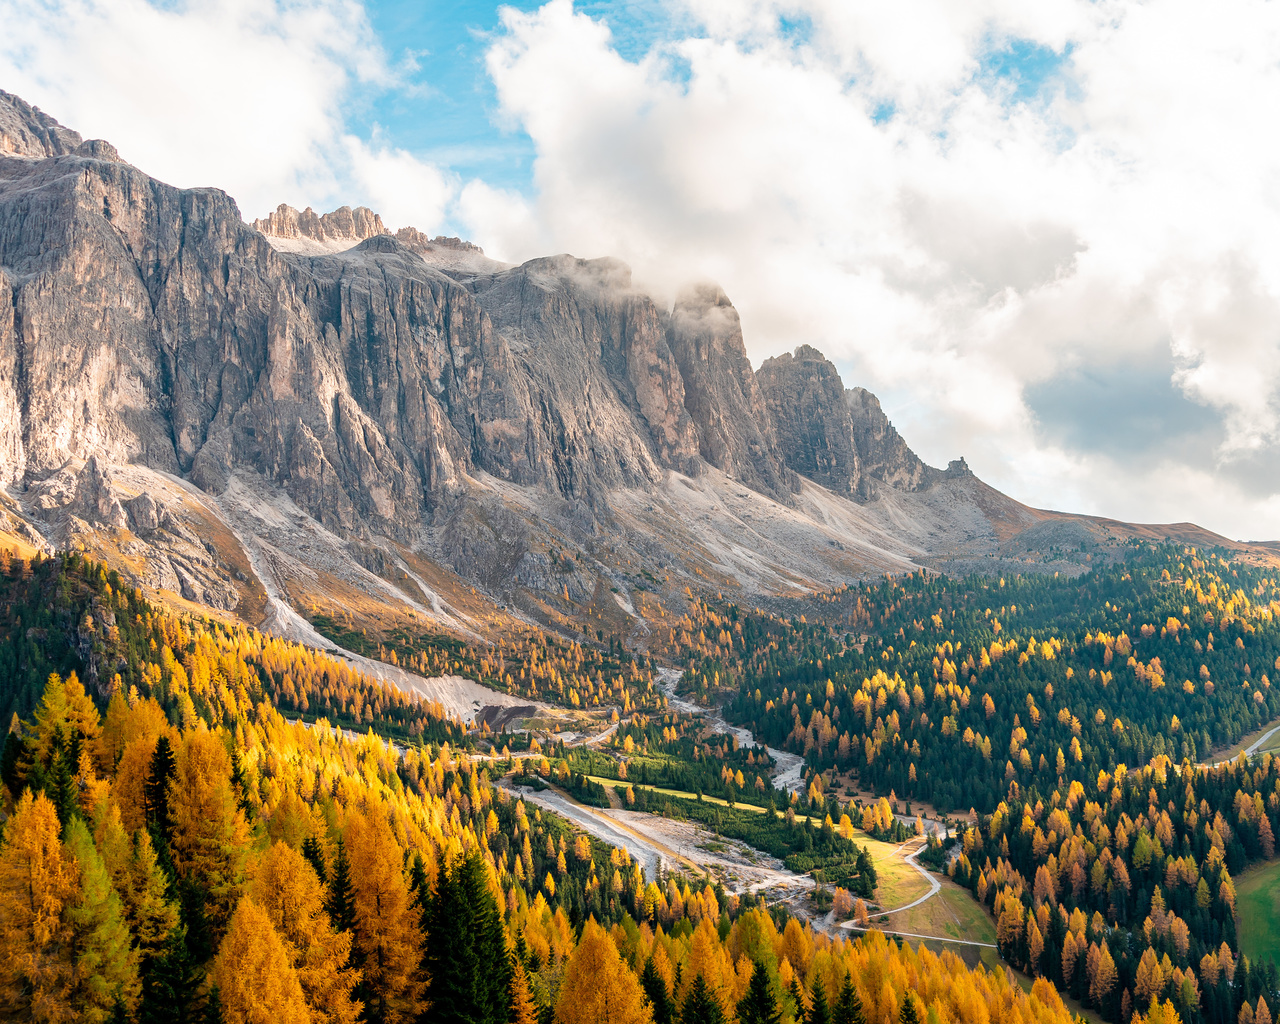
0 91 120 162
252 202 387 248
844 386 937 493
756 345 865 499
666 284 798 503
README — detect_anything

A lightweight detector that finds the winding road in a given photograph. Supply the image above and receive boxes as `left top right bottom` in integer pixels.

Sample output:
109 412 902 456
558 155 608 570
1207 720 1280 767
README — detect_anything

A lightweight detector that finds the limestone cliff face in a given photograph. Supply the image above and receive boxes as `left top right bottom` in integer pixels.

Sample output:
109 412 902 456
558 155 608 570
251 203 387 246
756 345 865 499
0 93 800 547
667 284 797 503
844 386 938 492
756 345 954 500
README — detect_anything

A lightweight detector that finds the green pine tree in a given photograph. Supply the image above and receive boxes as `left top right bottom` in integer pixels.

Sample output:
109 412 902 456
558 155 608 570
641 954 675 1024
420 851 513 1024
202 984 224 1024
49 730 77 829
807 977 830 1024
301 833 327 884
680 975 725 1024
1 726 27 796
325 835 357 936
146 735 176 838
139 926 205 1024
832 973 866 1024
898 992 920 1024
735 959 782 1024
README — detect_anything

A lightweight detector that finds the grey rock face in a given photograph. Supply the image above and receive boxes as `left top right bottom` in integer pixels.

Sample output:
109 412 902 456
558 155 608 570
756 345 866 499
0 93 799 553
0 90 83 158
756 345 949 500
252 203 387 244
845 386 938 492
666 284 797 503
461 255 702 502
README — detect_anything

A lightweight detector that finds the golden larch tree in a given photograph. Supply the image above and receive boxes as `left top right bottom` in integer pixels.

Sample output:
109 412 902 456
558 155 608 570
0 791 79 1022
343 804 423 1022
249 841 362 1024
169 729 250 933
555 918 652 1024
213 896 310 1024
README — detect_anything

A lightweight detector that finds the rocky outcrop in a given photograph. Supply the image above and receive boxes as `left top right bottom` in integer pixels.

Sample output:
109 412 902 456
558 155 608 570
0 90 82 158
756 345 865 499
667 284 796 503
845 387 938 492
757 346 955 500
252 203 387 245
461 255 702 500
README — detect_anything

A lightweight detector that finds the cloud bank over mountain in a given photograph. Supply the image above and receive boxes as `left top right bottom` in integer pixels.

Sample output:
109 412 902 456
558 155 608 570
4 0 1280 538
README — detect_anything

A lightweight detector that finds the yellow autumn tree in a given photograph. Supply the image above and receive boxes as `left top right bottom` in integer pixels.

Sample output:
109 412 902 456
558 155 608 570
511 957 539 1024
111 737 158 834
213 896 310 1024
92 801 178 963
555 918 652 1024
169 729 249 933
344 803 422 1022
0 791 79 1022
1131 997 1183 1024
32 672 102 768
64 817 140 1021
249 841 362 1024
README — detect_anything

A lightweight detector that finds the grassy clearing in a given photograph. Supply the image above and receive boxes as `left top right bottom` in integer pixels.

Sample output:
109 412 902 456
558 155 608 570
862 840 931 910
892 879 996 943
1235 857 1280 962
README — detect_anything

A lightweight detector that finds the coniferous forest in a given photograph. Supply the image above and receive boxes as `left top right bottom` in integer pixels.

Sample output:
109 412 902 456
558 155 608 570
0 545 1277 1024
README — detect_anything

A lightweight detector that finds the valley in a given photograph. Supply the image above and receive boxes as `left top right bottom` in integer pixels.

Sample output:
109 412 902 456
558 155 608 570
0 87 1277 1024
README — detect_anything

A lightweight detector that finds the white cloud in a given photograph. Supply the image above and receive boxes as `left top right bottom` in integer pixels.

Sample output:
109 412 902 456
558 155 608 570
6 0 1280 539
0 0 453 228
462 0 1280 540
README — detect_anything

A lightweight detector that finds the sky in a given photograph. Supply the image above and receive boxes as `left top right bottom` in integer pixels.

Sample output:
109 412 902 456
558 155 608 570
3 0 1280 541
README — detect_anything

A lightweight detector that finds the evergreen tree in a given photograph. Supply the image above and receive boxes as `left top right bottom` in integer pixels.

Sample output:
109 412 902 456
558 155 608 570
832 973 865 1024
49 730 78 829
421 851 511 1024
736 959 782 1024
146 735 176 838
1 727 26 796
202 985 224 1024
681 974 726 1024
301 833 327 885
641 954 675 1024
807 977 830 1024
139 926 206 1024
898 992 920 1024
325 836 356 937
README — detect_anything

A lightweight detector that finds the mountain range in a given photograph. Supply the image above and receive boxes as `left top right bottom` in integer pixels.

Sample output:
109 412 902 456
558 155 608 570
0 89 1257 652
